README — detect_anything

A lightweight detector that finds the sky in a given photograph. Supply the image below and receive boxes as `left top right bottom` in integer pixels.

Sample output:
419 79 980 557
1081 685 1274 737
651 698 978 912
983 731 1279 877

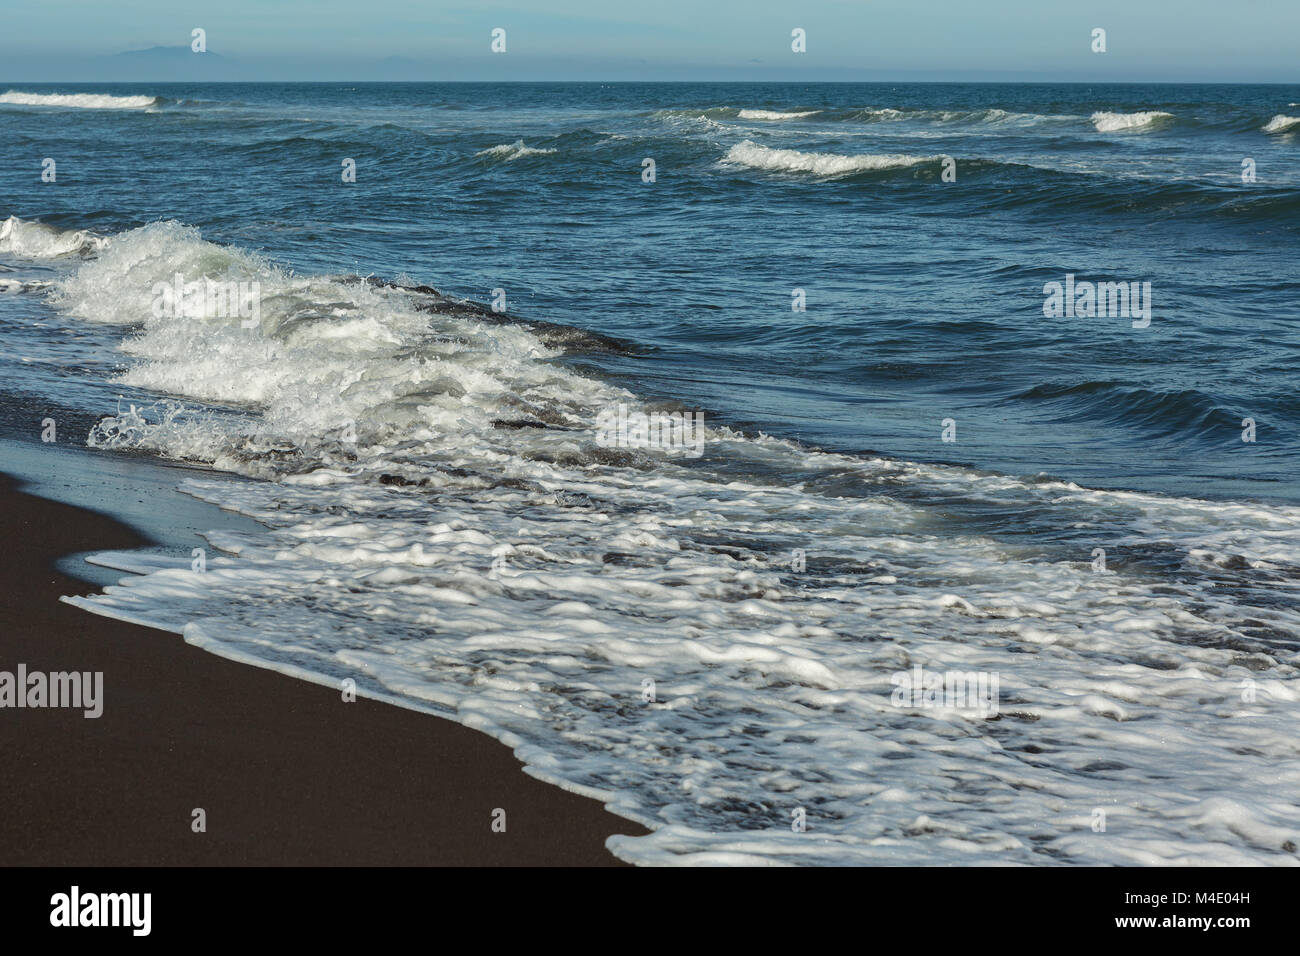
0 0 1297 82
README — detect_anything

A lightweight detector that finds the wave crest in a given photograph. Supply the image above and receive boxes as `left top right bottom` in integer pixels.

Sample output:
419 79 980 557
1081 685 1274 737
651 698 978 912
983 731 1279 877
736 109 821 120
1091 110 1174 132
1262 114 1300 134
723 140 932 178
475 140 558 161
0 216 108 258
0 90 158 110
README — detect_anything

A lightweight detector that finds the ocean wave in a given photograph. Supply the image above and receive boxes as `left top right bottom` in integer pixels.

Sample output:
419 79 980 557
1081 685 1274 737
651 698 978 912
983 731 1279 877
1262 114 1300 134
0 216 108 258
46 219 627 467
851 107 906 121
0 90 159 110
722 140 932 178
1091 110 1175 132
1013 381 1232 438
850 106 1071 126
474 140 558 161
0 277 54 294
27 217 1300 867
655 105 1075 128
736 109 821 120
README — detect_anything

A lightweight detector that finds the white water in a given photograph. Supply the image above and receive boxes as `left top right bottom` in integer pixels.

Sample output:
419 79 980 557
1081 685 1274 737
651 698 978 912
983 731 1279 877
723 141 933 178
737 109 821 120
5 217 1300 866
475 140 559 161
0 90 159 110
1091 111 1174 132
1263 114 1300 134
0 216 108 258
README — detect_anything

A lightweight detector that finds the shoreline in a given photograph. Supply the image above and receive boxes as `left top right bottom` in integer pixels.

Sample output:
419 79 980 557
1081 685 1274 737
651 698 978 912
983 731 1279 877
0 454 646 865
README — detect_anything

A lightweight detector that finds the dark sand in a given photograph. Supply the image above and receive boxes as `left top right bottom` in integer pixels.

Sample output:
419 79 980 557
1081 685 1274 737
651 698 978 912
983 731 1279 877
0 470 645 865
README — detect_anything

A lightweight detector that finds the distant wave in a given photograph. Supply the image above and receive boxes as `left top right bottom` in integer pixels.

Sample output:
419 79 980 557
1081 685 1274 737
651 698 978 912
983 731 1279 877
0 90 159 110
657 105 1075 127
474 140 558 161
852 107 906 121
1262 114 1300 134
723 140 932 178
850 106 1072 126
1091 110 1174 132
736 109 821 120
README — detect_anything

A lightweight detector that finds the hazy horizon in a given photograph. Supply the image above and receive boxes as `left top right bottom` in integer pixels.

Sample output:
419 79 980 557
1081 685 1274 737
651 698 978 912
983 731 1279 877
1 0 1297 84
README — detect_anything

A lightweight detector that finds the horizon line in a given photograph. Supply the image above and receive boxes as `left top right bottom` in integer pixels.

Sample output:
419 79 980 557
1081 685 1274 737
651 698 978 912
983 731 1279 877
4 78 1299 85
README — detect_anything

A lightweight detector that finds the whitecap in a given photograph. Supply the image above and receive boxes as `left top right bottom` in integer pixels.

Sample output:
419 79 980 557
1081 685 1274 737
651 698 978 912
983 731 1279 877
475 140 558 161
0 90 158 110
1091 110 1174 132
1262 114 1300 133
723 140 931 177
736 109 821 120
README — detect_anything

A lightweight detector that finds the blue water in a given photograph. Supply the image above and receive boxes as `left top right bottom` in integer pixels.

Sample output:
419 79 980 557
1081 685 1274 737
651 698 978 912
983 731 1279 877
3 81 1298 499
3 83 1300 865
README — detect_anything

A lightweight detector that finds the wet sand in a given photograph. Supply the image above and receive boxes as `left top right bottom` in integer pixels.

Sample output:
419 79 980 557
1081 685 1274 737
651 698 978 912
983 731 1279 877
0 462 645 865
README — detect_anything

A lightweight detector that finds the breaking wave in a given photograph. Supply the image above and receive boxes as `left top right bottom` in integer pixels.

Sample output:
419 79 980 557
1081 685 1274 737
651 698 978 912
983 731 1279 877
722 140 933 178
475 140 559 161
1091 110 1175 132
1262 114 1300 134
0 90 159 110
736 109 822 120
8 215 1300 867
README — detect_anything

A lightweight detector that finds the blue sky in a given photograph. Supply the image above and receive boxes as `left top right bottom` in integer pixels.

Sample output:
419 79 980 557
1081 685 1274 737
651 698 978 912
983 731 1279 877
1 1 1297 82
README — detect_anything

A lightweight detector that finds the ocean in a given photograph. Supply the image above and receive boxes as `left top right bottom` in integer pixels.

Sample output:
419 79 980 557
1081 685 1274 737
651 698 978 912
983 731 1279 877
1 81 1298 864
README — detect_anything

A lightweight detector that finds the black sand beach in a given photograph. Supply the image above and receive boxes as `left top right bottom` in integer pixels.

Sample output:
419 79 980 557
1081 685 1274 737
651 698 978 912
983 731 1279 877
0 461 644 865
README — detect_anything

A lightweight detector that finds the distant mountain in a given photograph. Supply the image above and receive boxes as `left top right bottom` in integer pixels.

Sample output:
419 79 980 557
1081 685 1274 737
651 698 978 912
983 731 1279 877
88 45 243 81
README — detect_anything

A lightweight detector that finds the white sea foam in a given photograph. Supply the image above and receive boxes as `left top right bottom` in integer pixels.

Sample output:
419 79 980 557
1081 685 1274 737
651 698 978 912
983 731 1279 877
854 107 906 120
1091 111 1174 132
19 218 1300 866
857 107 1004 123
0 277 54 294
1262 114 1300 134
723 140 932 177
475 140 558 161
737 109 821 120
0 217 108 258
0 90 158 110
